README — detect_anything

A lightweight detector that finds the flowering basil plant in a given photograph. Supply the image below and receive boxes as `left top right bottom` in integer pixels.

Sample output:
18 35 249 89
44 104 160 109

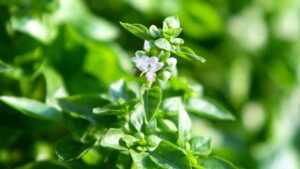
0 16 238 169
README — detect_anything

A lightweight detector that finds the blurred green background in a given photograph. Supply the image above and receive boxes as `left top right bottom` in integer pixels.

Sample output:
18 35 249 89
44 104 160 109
1 0 300 168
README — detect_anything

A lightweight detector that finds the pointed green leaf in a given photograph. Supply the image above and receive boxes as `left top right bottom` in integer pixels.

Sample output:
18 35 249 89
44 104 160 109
100 128 127 150
0 96 62 122
120 22 151 40
190 136 211 156
154 38 172 51
199 156 239 169
186 97 235 121
150 140 191 169
56 138 94 161
173 46 206 63
143 86 162 123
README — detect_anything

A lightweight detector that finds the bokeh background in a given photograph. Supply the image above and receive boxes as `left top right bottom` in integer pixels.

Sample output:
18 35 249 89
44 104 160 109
1 0 300 168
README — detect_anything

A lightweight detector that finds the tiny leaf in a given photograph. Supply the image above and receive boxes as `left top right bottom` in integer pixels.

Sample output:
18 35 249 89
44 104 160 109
173 46 206 63
154 38 172 51
0 96 62 122
120 22 151 40
143 86 162 123
190 136 211 156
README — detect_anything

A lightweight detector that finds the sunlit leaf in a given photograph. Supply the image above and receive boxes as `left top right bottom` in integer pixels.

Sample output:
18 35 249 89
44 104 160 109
186 97 235 121
0 96 63 122
155 38 172 51
120 22 151 40
100 128 127 150
143 86 162 123
130 150 161 169
189 136 211 156
150 140 191 169
173 46 206 63
199 156 239 169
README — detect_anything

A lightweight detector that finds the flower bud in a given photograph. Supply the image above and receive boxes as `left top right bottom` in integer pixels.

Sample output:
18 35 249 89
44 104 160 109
167 57 177 68
162 71 171 81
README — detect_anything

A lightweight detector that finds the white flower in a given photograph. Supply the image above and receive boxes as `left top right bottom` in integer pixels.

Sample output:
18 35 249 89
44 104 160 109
132 56 164 82
167 57 177 68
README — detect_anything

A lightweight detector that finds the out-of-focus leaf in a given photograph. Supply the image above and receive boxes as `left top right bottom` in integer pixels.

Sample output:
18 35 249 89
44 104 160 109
93 106 126 116
130 150 161 169
44 67 68 107
180 0 223 39
157 119 177 133
143 86 162 123
0 60 9 73
56 138 94 161
11 16 57 43
173 46 206 63
199 156 239 169
186 97 235 121
150 140 191 169
53 0 118 41
100 128 127 150
0 96 62 122
154 38 172 51
57 95 109 121
189 136 211 157
63 112 91 139
120 22 151 40
0 126 22 149
109 79 136 103
16 161 68 169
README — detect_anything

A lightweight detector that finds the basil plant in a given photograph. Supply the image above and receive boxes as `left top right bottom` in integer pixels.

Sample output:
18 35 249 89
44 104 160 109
0 16 238 169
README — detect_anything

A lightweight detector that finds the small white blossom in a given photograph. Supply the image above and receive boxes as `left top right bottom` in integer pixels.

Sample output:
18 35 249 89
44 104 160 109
167 57 177 68
132 56 164 82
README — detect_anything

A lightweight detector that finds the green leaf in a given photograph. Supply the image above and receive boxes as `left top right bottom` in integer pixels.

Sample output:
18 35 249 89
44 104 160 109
0 60 9 73
173 46 206 63
57 95 109 121
157 119 177 133
199 156 239 169
143 86 162 123
150 140 191 169
154 38 172 51
109 79 136 103
130 103 145 132
43 67 68 107
130 150 161 169
186 97 235 121
120 22 151 40
56 138 94 161
100 128 127 150
93 104 127 116
63 112 91 139
16 161 68 169
176 98 192 147
0 96 62 122
189 136 211 156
